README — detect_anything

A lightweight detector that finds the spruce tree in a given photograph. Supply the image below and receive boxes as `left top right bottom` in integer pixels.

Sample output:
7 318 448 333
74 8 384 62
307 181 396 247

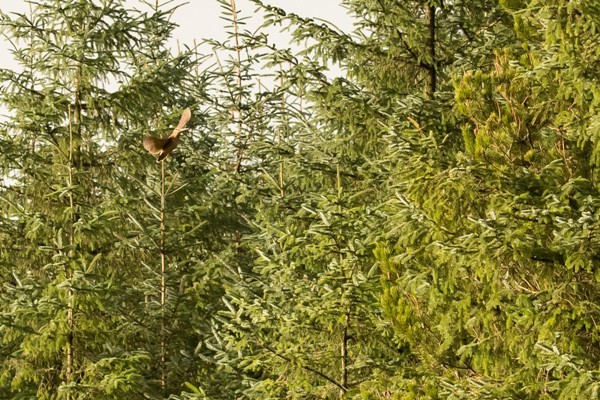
0 1 204 398
190 1 405 398
2 0 599 399
375 0 600 398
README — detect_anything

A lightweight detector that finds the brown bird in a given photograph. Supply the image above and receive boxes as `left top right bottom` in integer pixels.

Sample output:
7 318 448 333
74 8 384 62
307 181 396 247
143 107 192 162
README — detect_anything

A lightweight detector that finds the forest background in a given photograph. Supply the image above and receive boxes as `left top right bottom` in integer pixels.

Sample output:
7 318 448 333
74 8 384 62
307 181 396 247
0 0 599 399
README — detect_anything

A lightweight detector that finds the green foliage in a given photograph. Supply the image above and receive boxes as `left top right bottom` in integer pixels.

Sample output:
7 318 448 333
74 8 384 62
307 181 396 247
1 0 599 399
0 0 210 398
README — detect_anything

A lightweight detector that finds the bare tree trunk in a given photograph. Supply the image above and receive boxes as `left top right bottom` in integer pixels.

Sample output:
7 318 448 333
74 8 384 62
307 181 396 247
230 0 244 172
160 160 167 392
426 3 436 98
339 311 349 399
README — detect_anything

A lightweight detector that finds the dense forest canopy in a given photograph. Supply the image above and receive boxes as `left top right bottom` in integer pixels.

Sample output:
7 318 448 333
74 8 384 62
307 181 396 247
0 0 599 399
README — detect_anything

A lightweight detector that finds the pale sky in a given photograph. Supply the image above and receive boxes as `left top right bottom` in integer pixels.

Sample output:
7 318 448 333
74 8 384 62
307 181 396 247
0 1 354 70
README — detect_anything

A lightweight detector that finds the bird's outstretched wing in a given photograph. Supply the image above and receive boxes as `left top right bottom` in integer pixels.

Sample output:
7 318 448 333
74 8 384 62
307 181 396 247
144 108 191 160
176 108 192 130
143 136 167 154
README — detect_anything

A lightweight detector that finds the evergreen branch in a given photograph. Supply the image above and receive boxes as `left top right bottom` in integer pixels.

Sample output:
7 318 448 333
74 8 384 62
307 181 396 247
396 29 434 72
264 345 348 392
457 21 474 42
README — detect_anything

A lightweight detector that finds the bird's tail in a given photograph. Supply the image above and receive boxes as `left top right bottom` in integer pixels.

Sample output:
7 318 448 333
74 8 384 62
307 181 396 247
157 152 168 162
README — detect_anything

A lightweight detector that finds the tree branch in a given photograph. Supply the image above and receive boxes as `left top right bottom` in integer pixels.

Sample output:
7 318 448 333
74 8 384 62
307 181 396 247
264 345 348 392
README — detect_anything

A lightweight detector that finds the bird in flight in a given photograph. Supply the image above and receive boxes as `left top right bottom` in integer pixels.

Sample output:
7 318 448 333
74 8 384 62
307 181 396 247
143 107 192 162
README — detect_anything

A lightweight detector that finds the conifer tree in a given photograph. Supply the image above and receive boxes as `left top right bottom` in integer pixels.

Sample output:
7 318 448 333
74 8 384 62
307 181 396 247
374 0 600 398
188 1 407 398
0 1 204 398
2 0 599 398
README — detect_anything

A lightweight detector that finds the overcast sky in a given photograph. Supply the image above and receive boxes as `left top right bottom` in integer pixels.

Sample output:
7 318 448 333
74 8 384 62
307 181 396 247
0 1 354 70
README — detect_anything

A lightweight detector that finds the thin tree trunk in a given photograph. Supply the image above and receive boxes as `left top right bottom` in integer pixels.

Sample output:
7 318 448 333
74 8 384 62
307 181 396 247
230 0 244 172
160 160 166 391
337 163 348 399
151 0 168 388
66 104 75 400
426 3 436 98
65 30 84 398
339 311 349 399
278 74 285 198
66 85 82 398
